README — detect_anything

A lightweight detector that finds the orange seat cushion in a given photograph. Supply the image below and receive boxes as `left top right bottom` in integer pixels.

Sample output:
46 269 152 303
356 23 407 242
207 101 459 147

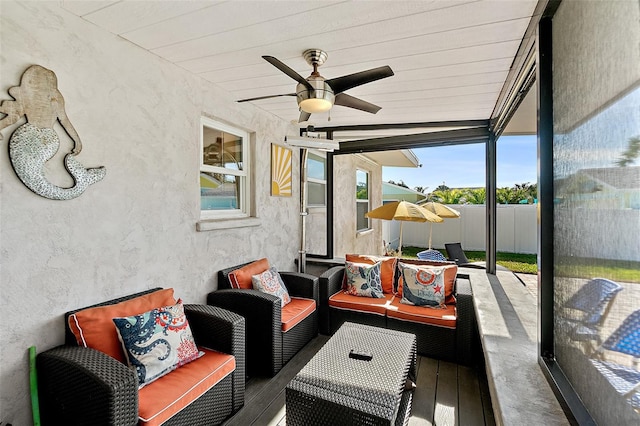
387 297 457 328
328 292 395 316
67 289 176 363
281 297 316 332
138 348 235 426
346 254 397 294
229 258 270 289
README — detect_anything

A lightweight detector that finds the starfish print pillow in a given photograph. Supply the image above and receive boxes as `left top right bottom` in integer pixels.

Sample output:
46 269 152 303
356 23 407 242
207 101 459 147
398 262 446 308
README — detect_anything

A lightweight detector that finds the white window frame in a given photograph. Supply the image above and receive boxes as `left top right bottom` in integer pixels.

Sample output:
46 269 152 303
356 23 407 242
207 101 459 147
356 169 370 231
307 150 327 207
200 117 250 220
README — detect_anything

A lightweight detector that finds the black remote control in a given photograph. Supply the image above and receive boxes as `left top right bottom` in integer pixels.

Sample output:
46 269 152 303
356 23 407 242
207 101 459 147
349 349 373 361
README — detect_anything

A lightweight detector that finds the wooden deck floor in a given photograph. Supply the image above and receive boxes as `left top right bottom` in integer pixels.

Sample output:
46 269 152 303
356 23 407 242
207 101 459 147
223 335 496 426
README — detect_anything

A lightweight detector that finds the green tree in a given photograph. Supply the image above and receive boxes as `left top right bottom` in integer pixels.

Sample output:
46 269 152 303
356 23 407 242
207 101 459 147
356 186 368 200
529 183 538 201
496 187 516 204
512 183 531 204
511 182 538 204
435 182 450 192
388 179 409 188
462 188 486 204
414 186 428 194
429 188 464 204
616 135 640 167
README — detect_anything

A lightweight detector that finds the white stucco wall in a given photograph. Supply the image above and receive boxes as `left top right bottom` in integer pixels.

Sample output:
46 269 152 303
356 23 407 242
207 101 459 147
306 205 328 255
332 154 384 257
0 2 299 423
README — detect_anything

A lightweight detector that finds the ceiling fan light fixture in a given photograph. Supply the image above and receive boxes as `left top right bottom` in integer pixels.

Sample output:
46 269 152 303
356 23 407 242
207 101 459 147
297 78 334 113
299 97 332 113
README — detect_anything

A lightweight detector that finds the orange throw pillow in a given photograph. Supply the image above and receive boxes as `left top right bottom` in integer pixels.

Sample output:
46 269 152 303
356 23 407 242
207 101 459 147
229 258 270 289
68 288 176 363
345 254 397 294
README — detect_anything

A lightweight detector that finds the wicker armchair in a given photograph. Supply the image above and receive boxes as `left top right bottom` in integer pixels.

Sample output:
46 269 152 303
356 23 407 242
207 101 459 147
208 261 318 377
37 288 245 426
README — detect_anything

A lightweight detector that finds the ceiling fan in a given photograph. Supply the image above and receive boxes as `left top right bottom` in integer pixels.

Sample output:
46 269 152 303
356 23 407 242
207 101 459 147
237 49 394 123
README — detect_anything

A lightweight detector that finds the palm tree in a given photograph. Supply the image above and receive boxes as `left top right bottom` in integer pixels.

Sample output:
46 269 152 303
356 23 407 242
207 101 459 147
496 187 516 204
388 179 409 188
462 188 486 204
435 182 450 192
429 188 464 204
616 135 640 167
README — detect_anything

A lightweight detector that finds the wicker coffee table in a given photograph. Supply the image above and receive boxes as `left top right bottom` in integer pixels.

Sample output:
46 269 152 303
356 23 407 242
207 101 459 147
286 322 417 426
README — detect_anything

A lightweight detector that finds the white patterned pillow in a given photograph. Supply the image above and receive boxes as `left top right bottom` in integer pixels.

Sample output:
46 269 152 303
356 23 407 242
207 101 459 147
398 262 446 308
344 260 384 298
113 300 202 388
252 267 291 307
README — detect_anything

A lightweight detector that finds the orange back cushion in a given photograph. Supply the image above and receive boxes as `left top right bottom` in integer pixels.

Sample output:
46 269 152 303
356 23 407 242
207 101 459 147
396 263 458 303
345 254 397 294
229 258 270 289
68 288 176 363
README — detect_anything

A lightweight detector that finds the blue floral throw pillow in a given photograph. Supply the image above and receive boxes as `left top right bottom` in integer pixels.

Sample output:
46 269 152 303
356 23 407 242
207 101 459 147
113 300 202 388
344 260 384 298
398 262 446 308
252 267 291 307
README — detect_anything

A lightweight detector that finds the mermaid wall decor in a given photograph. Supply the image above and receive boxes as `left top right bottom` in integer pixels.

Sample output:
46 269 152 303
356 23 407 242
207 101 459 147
0 65 105 200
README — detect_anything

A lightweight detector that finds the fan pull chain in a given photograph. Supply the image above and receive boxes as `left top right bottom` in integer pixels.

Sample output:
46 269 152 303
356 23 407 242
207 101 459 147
328 109 331 122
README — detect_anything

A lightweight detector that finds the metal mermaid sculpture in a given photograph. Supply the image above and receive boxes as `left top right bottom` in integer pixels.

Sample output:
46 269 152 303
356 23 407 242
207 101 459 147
0 65 105 200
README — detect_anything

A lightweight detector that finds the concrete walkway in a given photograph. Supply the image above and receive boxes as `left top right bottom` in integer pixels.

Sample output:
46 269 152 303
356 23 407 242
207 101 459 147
514 272 538 300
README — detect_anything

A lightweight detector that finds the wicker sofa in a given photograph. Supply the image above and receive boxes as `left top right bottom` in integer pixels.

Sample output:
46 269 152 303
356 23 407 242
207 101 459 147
319 257 478 366
37 288 245 426
207 260 319 378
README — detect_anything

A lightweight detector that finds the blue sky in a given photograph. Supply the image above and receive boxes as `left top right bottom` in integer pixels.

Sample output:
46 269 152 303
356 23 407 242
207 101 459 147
382 135 537 192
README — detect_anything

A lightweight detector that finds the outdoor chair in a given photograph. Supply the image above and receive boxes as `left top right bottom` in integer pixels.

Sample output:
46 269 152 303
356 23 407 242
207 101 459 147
208 260 318 378
36 288 246 425
561 278 623 352
417 249 447 261
444 242 486 269
590 309 640 409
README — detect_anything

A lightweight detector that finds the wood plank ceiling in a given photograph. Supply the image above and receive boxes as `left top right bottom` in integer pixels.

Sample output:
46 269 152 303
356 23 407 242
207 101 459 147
62 0 538 138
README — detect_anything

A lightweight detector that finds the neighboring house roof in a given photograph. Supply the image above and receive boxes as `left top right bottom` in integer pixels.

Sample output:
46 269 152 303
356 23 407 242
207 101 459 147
362 149 420 167
556 166 640 194
383 182 427 202
577 166 640 190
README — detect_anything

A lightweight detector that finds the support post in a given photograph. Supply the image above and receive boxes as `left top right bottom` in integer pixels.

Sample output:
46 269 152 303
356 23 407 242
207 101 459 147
538 14 555 361
486 132 497 274
298 148 309 273
326 150 334 258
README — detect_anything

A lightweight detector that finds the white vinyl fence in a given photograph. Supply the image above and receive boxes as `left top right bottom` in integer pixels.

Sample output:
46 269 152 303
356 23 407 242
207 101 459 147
382 204 538 254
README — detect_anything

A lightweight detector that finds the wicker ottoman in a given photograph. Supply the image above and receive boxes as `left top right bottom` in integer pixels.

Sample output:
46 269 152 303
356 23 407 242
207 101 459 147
286 322 417 426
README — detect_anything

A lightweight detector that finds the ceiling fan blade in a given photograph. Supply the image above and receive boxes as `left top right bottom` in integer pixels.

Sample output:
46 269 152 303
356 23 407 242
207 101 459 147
237 93 296 102
298 111 311 123
263 56 314 91
326 65 394 94
334 93 381 114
